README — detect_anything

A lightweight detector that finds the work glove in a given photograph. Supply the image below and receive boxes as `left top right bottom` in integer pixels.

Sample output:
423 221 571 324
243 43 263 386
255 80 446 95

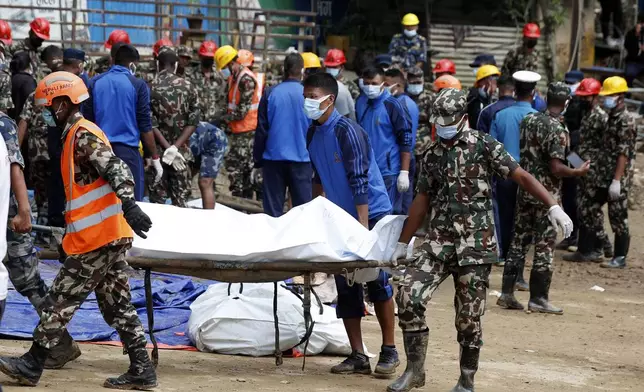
390 242 409 263
171 154 187 172
122 199 152 239
547 205 573 239
609 179 621 200
397 170 410 193
162 145 179 166
251 168 262 184
151 157 163 185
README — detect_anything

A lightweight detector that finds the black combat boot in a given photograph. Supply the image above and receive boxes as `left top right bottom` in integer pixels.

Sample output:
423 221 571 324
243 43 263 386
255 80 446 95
527 270 563 315
104 339 157 390
0 342 49 386
601 234 629 269
387 330 428 392
563 227 602 262
44 329 82 369
497 261 524 310
450 346 480 392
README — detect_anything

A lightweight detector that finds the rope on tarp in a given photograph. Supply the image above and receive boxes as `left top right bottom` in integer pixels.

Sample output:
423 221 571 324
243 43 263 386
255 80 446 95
144 268 159 368
273 282 283 366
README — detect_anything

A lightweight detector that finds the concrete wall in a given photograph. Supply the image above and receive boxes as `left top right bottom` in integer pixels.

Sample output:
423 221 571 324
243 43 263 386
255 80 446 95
553 0 596 78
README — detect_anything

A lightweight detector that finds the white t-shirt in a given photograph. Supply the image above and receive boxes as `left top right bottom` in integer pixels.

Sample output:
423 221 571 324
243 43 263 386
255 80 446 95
0 135 10 302
335 80 356 121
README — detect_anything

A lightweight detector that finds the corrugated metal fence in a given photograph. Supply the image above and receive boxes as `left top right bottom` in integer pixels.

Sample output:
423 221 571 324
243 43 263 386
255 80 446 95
429 24 549 89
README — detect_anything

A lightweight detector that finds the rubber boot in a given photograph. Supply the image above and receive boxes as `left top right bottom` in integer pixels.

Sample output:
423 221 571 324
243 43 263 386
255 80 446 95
44 329 82 369
450 346 480 392
527 270 563 315
387 330 428 392
563 227 602 262
601 234 629 269
104 340 157 390
497 262 524 310
0 342 49 386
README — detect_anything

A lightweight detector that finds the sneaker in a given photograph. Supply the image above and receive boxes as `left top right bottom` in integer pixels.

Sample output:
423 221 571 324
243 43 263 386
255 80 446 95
330 351 372 375
374 346 400 379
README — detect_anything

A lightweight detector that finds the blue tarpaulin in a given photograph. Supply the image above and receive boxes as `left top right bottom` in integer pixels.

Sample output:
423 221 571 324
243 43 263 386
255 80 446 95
0 260 210 348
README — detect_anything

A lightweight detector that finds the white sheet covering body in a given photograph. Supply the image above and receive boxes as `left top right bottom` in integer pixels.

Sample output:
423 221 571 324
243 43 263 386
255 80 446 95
130 197 406 263
187 283 351 356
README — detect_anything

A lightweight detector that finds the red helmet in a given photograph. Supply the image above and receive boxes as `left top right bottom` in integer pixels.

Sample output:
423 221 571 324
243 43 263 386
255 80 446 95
153 38 173 56
523 23 541 39
198 40 217 58
30 17 50 40
105 29 130 50
575 78 602 96
433 59 456 75
323 49 346 67
0 20 12 46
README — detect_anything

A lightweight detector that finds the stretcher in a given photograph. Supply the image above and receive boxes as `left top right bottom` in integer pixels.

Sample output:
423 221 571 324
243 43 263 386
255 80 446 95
32 224 407 370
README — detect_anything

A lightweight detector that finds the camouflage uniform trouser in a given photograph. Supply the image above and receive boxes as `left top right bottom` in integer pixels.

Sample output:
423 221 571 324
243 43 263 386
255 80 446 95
584 187 629 237
147 163 191 208
30 159 50 211
5 195 48 308
396 247 491 349
225 132 255 198
505 201 557 274
577 179 610 244
190 123 228 179
34 243 146 349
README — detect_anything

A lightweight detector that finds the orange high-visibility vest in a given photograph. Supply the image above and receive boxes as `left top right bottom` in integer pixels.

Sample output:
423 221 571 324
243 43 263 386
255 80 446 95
227 68 262 134
61 118 133 255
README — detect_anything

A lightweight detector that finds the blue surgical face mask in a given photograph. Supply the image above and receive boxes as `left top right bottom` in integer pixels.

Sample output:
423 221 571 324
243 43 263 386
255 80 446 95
407 83 423 96
326 67 340 78
436 118 465 140
472 67 479 76
304 94 331 120
358 78 364 90
478 87 488 99
221 67 231 79
403 29 417 38
603 96 617 109
42 109 56 127
363 83 384 99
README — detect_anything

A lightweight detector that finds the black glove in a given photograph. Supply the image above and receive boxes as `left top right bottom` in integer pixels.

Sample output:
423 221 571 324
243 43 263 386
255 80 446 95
122 199 152 239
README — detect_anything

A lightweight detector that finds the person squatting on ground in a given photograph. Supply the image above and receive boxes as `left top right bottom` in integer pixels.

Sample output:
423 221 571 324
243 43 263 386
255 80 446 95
497 82 590 314
388 88 573 392
0 72 156 389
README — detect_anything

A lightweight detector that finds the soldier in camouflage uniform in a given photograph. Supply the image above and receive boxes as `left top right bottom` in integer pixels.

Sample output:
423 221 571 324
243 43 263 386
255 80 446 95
502 23 552 81
1 110 81 369
188 42 227 125
388 88 572 392
176 45 195 78
406 67 434 157
0 72 156 389
388 28 427 70
190 122 228 209
149 49 201 208
0 40 13 113
497 82 589 314
9 30 46 81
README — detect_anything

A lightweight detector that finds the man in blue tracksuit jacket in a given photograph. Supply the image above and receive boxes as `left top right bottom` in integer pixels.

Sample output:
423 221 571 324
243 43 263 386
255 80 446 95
253 53 312 217
384 68 418 214
303 73 399 378
82 44 160 201
355 66 412 215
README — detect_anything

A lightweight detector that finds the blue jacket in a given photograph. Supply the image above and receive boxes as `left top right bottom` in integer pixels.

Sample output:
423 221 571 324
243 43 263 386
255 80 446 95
83 65 151 147
490 101 536 161
396 93 418 152
355 90 412 177
533 94 547 112
476 96 516 134
307 109 392 221
253 79 310 165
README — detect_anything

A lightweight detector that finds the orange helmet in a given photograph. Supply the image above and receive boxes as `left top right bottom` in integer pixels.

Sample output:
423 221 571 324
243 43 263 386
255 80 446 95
523 23 541 38
237 49 254 66
323 49 346 67
35 72 89 107
0 20 11 46
575 78 602 96
198 40 217 58
434 74 462 91
153 38 173 56
433 59 456 75
30 17 50 40
105 29 130 50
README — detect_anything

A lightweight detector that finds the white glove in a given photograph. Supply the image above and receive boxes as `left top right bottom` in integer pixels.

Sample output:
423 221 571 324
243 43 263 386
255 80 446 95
162 145 179 166
391 242 408 262
397 170 410 193
251 168 262 184
547 205 573 239
151 158 163 184
609 179 621 200
171 154 187 171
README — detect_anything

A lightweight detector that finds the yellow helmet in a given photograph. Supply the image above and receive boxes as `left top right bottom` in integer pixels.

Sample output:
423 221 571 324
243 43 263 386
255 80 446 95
402 13 420 26
475 65 501 83
214 45 238 70
599 76 628 96
301 52 321 69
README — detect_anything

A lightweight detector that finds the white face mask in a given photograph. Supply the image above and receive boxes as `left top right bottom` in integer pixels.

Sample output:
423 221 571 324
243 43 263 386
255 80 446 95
386 83 399 94
472 67 479 76
221 67 231 79
436 117 466 140
362 83 384 99
403 29 417 38
129 63 137 75
304 94 331 120
358 78 364 90
407 83 423 96
326 68 340 78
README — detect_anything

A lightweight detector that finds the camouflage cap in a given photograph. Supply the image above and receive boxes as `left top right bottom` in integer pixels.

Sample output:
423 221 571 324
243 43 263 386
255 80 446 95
430 88 467 126
177 45 192 58
406 66 424 78
157 46 176 57
547 81 571 99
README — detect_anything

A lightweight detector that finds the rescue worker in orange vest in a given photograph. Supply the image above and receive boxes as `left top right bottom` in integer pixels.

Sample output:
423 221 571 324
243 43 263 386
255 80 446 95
0 72 156 390
215 45 262 198
237 49 266 89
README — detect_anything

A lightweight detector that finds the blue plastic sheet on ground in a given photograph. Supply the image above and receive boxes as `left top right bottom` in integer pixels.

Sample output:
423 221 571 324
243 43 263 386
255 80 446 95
0 260 211 347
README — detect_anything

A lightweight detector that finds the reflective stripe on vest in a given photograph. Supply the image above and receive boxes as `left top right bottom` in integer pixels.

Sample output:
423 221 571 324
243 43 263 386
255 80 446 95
66 203 123 233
